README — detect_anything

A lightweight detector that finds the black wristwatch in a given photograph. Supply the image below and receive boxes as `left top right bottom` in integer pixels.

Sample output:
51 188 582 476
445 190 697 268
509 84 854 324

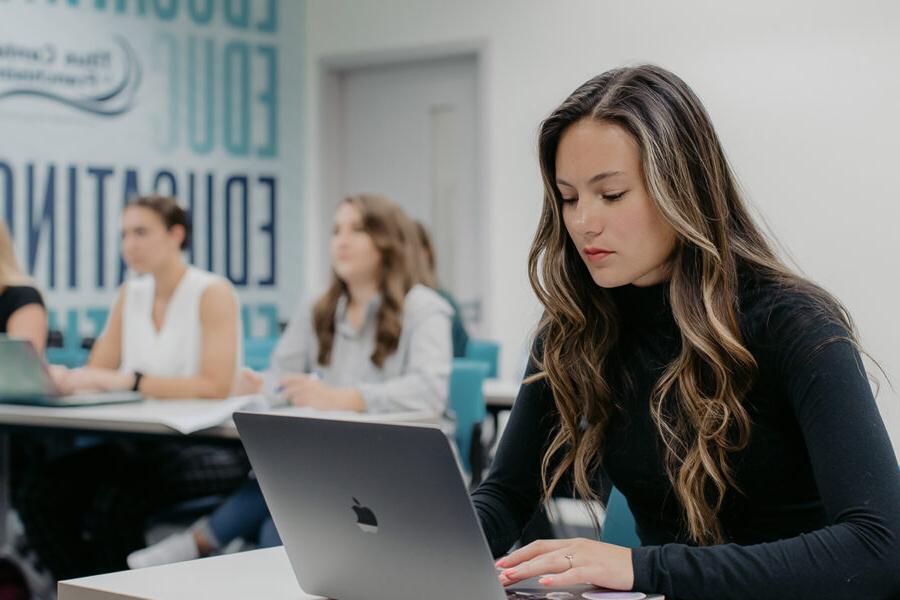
132 371 144 392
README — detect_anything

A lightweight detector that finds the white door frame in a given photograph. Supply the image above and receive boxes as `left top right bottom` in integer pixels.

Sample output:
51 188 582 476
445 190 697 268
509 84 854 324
314 40 491 332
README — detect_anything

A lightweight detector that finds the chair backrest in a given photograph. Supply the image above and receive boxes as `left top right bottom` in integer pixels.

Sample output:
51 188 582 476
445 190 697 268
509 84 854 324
600 486 641 548
44 328 89 367
464 339 500 379
45 347 89 368
449 358 489 475
244 336 279 371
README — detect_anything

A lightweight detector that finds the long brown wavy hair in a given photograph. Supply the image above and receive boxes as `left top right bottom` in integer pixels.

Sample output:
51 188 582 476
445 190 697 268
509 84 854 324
530 65 858 544
313 194 416 368
412 220 439 289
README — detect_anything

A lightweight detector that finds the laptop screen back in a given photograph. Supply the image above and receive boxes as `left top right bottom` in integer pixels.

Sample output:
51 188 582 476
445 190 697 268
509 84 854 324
0 339 59 398
234 412 507 600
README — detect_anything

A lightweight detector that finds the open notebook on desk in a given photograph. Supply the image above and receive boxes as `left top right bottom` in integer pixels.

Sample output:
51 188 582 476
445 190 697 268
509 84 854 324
157 397 441 435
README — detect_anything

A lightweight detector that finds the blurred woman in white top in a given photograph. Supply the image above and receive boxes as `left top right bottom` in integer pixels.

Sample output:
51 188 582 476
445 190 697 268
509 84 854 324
20 195 248 582
52 195 240 397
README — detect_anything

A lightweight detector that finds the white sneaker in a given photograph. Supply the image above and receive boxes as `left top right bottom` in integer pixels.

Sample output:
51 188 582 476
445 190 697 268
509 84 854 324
126 531 199 569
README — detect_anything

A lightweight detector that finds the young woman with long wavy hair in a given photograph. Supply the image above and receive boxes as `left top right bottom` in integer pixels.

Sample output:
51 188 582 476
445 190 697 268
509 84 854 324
472 65 899 599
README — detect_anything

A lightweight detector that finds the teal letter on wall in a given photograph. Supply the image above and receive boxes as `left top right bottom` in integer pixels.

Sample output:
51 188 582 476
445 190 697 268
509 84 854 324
187 36 215 155
257 46 278 158
224 42 250 156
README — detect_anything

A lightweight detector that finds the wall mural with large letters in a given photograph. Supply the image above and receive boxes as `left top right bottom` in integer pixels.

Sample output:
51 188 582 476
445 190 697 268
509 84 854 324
0 0 304 347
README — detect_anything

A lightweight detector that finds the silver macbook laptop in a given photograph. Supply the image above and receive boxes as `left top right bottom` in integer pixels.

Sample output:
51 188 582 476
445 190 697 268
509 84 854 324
0 338 142 407
234 412 615 600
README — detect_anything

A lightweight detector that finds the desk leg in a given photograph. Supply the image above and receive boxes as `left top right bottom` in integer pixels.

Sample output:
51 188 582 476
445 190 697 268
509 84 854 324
0 432 8 549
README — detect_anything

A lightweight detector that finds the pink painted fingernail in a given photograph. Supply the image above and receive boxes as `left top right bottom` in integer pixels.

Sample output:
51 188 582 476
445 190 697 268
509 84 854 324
539 577 553 585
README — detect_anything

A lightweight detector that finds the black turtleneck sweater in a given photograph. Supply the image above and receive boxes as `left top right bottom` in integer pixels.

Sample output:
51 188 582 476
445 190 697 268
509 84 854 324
472 277 900 600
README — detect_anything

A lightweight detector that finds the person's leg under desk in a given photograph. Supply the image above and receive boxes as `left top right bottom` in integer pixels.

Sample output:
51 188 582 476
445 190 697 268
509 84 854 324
256 515 281 548
198 478 271 550
93 442 249 573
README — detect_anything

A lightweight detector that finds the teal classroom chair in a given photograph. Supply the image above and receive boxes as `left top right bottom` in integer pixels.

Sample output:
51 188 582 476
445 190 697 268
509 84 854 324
44 329 90 368
600 486 641 548
45 347 89 368
244 337 279 371
449 358 490 487
464 339 500 379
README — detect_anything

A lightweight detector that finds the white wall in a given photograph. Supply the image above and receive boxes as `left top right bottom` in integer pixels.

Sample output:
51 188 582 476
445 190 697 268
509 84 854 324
302 0 900 455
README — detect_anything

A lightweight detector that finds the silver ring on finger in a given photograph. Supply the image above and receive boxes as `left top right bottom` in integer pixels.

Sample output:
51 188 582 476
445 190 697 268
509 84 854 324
564 553 575 570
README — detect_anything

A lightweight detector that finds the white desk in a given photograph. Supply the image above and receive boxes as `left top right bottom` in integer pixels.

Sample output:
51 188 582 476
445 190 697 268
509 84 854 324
0 400 438 548
59 547 664 600
0 399 243 438
1 382 507 549
59 547 319 600
0 381 518 546
0 398 246 550
0 379 515 435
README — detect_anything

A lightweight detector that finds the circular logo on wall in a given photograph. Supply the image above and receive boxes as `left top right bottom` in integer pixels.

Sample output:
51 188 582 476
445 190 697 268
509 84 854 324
0 35 142 116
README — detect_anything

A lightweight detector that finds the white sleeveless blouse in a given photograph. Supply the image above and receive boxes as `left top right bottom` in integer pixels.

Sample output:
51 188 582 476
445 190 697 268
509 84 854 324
119 266 240 377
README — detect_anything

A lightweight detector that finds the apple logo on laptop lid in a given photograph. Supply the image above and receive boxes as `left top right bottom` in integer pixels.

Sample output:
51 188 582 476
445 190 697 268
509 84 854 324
352 497 378 533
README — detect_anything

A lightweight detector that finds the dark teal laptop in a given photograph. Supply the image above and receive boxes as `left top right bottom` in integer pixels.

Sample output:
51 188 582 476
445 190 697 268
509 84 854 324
0 338 142 407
